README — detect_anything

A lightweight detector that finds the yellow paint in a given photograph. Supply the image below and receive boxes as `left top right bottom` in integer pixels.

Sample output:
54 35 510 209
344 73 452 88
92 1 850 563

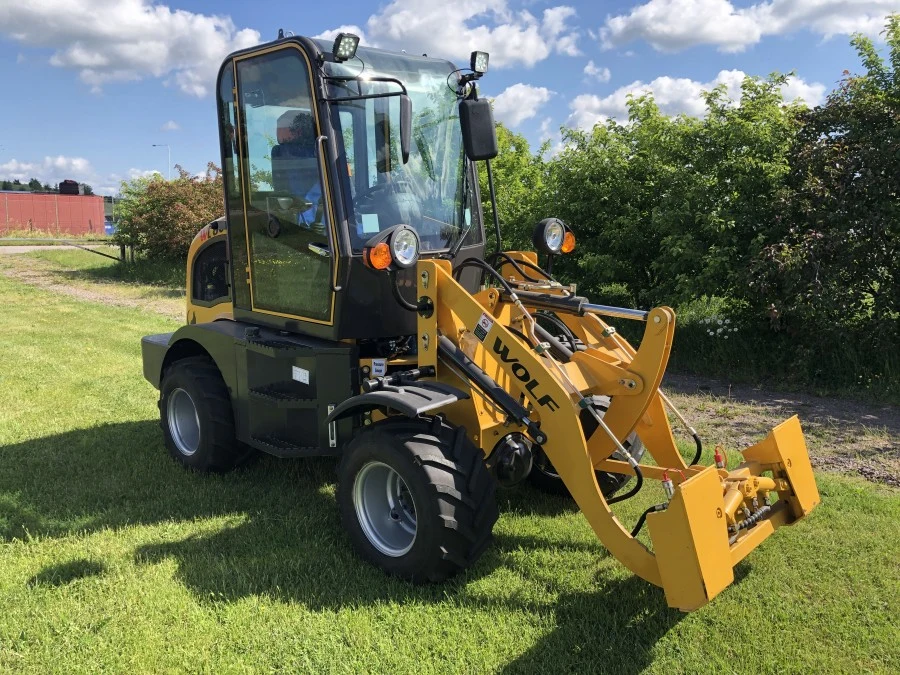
184 226 233 324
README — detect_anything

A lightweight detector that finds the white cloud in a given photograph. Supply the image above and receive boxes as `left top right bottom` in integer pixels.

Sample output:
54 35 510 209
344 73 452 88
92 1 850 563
160 120 180 132
312 25 367 43
584 60 611 83
0 1 261 97
781 75 827 105
492 83 554 127
600 0 898 53
127 168 162 180
0 156 94 186
16 53 26 64
315 1 580 69
567 70 824 129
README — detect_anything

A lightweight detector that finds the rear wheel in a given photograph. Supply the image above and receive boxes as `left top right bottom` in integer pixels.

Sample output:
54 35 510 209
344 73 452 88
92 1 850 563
528 396 644 499
159 357 251 472
337 417 498 583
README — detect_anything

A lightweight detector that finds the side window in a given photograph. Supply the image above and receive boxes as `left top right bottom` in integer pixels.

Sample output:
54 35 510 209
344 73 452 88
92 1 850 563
338 110 357 200
192 240 230 305
236 48 332 322
219 66 250 309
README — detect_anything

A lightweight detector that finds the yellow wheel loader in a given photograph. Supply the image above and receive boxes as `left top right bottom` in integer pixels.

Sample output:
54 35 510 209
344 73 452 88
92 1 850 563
141 32 820 611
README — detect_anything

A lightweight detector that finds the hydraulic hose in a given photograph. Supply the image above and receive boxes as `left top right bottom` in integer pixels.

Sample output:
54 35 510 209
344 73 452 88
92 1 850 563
535 311 579 352
486 251 542 283
607 462 643 505
390 270 421 312
631 503 666 537
487 251 560 285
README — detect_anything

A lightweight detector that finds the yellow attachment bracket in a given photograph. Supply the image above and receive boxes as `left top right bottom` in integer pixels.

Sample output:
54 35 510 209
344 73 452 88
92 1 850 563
647 466 734 611
741 415 821 520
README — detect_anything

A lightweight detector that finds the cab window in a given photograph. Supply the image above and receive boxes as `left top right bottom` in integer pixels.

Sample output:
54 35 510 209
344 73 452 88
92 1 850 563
236 47 333 322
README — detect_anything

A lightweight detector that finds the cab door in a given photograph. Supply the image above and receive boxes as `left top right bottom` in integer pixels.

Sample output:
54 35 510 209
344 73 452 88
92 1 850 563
233 44 338 327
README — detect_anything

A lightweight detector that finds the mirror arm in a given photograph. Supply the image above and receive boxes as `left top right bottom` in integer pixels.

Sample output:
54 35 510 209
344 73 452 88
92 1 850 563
315 135 342 292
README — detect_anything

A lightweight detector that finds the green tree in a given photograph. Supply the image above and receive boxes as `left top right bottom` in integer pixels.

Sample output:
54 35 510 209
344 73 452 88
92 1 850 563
541 75 801 309
27 178 42 191
752 15 900 345
81 183 94 195
478 122 547 254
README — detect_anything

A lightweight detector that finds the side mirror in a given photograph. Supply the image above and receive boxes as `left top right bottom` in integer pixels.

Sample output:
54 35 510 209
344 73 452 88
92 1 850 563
459 98 498 161
400 93 412 164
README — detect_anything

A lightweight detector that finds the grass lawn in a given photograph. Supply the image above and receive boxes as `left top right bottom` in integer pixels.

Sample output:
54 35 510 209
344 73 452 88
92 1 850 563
0 255 898 673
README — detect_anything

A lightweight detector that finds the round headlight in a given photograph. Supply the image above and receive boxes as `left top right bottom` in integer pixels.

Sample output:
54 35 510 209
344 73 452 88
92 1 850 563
390 226 420 268
533 218 567 255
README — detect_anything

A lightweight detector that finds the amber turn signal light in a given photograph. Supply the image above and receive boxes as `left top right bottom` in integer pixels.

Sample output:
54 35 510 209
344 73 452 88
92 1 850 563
364 242 393 270
561 231 576 254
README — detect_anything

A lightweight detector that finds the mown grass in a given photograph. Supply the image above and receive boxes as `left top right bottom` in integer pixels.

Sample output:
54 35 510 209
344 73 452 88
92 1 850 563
0 229 110 243
0 250 184 320
0 266 898 672
24 248 185 288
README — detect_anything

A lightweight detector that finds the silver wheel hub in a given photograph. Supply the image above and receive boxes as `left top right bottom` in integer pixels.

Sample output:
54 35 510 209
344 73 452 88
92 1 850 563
353 461 417 557
167 388 201 456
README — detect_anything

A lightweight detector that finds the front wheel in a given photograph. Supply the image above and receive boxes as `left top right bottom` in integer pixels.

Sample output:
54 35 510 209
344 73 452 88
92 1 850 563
159 356 251 472
337 417 498 583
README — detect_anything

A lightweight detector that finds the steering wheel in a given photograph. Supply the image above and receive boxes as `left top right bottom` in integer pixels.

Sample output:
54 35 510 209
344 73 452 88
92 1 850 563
354 180 415 207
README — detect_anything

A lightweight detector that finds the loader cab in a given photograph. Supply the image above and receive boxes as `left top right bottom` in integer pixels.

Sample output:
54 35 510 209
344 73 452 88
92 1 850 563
216 36 485 342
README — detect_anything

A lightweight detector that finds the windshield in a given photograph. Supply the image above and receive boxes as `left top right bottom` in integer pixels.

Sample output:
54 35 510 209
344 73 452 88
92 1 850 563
318 43 482 253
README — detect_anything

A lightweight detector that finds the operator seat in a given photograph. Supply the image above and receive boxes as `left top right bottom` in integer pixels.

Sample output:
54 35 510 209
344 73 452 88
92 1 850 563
271 110 321 223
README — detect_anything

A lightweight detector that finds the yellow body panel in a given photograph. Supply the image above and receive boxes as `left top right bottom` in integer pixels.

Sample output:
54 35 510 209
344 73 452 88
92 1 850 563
184 224 233 325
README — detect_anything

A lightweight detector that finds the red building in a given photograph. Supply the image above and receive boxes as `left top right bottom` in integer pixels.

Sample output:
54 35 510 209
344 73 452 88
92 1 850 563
0 192 106 236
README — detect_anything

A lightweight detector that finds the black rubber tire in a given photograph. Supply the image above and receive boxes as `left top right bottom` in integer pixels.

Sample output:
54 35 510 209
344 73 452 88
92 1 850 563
159 356 251 472
337 417 498 583
527 396 645 499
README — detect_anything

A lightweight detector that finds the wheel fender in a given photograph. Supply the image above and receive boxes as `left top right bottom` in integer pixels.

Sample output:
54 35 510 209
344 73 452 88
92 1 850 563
326 381 469 423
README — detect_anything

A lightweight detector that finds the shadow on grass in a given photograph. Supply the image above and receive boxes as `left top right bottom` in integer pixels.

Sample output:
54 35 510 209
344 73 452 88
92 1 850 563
28 559 106 587
0 421 336 543
3 422 686 670
52 264 185 295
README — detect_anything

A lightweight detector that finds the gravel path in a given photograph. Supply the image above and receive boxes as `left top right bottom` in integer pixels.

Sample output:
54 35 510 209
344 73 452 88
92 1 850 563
663 373 899 488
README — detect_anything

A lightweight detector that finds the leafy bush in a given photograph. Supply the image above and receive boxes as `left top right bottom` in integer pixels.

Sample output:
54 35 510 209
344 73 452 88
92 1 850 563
114 163 223 260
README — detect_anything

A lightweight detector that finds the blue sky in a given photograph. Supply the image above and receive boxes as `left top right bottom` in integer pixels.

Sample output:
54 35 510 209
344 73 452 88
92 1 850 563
0 0 894 195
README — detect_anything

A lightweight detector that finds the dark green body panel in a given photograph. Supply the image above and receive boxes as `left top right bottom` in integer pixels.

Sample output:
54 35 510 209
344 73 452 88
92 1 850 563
141 321 358 456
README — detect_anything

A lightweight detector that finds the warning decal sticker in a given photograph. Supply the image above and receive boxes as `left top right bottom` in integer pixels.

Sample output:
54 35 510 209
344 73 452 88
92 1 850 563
473 312 494 342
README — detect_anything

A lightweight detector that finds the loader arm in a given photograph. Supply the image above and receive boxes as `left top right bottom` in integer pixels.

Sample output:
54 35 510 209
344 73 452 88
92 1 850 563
416 258 820 611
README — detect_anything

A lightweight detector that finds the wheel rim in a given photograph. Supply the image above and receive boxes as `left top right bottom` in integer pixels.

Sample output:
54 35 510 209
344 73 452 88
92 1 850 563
353 461 417 557
167 388 201 456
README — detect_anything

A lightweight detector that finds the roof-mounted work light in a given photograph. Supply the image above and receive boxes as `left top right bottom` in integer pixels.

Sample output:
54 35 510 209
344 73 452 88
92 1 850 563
333 33 360 62
470 51 489 75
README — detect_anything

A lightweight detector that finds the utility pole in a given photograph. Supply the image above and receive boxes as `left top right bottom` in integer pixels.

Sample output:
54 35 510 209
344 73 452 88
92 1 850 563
152 143 172 180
